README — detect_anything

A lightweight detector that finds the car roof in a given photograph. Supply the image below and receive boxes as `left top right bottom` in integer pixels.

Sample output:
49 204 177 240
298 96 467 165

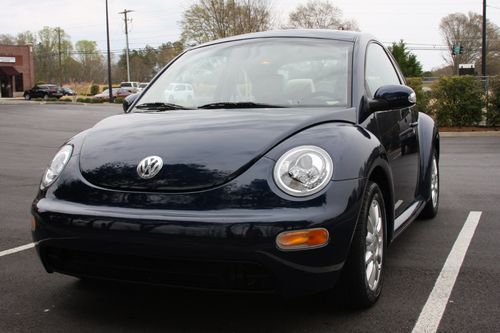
193 29 372 49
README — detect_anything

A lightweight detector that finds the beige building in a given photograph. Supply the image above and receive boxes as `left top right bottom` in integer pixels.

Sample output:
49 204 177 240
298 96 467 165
0 44 35 98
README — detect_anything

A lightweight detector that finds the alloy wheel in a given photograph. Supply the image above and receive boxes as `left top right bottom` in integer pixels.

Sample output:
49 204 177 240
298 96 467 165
365 198 383 291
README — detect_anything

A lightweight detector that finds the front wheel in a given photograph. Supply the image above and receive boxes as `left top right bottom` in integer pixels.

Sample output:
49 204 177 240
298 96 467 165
342 181 386 308
24 94 31 100
419 150 439 219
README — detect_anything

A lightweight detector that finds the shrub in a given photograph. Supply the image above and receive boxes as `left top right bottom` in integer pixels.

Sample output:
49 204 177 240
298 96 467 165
406 77 431 114
114 97 124 104
487 78 500 127
90 84 100 96
431 76 484 127
76 97 93 103
59 97 73 102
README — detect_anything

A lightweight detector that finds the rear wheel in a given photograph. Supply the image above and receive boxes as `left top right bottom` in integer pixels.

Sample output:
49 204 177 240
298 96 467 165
24 94 31 100
342 181 386 308
419 150 439 219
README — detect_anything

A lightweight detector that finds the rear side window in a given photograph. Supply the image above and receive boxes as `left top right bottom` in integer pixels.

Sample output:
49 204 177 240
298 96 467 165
365 43 401 97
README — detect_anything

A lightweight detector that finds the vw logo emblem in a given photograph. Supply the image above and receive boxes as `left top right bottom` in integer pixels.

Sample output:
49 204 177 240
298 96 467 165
137 156 163 179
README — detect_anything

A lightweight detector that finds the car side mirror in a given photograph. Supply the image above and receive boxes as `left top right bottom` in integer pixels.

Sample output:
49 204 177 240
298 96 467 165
123 93 139 113
369 85 416 112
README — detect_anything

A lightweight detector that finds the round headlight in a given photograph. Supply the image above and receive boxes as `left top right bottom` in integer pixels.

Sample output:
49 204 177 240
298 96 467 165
41 145 73 189
273 145 333 197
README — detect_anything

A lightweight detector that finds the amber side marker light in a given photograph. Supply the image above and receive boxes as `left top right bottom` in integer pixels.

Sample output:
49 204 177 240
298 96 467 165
276 228 329 250
31 217 37 231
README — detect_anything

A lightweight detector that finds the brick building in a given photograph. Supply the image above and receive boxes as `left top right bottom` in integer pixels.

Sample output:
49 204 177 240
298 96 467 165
0 44 35 98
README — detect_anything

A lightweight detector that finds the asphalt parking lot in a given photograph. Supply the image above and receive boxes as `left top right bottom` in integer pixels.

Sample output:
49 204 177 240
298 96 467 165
1 102 499 332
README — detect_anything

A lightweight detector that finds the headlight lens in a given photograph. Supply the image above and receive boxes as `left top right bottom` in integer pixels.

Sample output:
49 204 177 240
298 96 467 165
273 145 333 197
41 145 73 189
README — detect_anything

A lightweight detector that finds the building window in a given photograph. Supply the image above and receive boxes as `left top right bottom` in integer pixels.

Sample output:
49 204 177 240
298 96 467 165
15 73 23 92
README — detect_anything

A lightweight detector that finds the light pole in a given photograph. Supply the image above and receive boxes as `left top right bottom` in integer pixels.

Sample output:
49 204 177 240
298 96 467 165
105 0 113 101
482 0 487 76
119 9 134 82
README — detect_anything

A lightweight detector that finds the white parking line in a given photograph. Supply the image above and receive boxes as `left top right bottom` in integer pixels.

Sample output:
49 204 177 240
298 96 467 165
0 243 36 257
412 211 482 333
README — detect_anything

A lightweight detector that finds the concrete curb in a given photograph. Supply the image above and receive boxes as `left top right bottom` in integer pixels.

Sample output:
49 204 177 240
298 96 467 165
440 131 500 137
0 100 119 107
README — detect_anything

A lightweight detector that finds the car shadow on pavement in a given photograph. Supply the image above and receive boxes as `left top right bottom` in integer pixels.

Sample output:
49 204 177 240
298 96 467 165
54 278 361 332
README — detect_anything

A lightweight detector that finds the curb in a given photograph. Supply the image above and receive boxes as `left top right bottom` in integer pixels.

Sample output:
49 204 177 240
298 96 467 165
439 131 500 137
0 100 120 107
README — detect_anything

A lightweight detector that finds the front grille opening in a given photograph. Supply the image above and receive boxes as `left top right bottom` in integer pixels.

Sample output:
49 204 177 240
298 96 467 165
44 247 274 292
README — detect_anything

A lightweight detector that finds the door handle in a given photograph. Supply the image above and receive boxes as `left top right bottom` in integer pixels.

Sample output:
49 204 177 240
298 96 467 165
410 122 418 128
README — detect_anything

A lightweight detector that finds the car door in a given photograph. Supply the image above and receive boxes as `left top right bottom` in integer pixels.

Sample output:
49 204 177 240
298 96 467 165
31 86 40 98
365 42 420 217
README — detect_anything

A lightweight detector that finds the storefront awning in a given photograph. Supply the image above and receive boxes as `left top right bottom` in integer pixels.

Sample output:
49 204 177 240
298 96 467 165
0 66 20 76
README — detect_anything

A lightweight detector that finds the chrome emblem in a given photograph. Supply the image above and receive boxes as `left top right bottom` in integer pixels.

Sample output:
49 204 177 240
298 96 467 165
137 156 163 179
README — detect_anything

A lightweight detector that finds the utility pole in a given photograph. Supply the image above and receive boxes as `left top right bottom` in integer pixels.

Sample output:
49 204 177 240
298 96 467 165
57 27 62 86
119 9 134 82
482 0 487 76
105 0 113 101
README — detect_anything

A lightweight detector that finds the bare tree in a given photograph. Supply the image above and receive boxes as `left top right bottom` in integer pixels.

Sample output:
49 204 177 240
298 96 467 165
75 40 105 82
0 34 16 45
16 31 37 45
180 0 273 44
286 0 359 31
440 12 499 75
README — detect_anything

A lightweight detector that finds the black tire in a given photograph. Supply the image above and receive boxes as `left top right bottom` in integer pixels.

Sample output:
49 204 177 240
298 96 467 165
43 94 49 101
419 150 439 219
24 94 31 100
342 181 386 308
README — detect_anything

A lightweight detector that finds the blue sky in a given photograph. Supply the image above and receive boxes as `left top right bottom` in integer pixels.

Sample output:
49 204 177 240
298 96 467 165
1 0 498 70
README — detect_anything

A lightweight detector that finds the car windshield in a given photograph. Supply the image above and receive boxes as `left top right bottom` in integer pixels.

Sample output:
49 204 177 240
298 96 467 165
134 38 352 111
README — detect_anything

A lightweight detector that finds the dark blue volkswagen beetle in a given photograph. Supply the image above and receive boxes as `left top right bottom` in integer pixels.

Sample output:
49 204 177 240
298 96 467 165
32 30 439 307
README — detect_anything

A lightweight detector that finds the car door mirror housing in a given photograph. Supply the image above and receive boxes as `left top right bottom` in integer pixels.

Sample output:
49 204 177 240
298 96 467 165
123 93 139 113
369 85 416 112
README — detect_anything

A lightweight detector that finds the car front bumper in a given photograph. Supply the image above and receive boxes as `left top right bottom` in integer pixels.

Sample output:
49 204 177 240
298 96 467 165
31 159 365 296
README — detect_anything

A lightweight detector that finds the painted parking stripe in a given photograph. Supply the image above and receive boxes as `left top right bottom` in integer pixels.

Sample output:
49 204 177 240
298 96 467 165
412 211 482 333
0 243 35 257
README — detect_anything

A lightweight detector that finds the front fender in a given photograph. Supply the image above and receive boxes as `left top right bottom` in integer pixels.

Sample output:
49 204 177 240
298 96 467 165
417 112 439 202
264 121 395 247
264 122 387 181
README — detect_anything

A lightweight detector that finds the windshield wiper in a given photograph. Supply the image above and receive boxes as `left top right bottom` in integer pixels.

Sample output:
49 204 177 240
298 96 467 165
197 102 288 109
135 102 194 111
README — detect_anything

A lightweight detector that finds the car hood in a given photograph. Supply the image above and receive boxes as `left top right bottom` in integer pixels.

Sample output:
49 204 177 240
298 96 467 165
79 108 355 192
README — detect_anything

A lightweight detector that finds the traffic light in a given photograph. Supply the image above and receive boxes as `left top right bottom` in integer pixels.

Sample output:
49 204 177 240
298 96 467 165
452 43 463 55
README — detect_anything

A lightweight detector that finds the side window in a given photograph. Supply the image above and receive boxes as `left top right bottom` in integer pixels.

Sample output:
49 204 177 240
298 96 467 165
365 43 400 97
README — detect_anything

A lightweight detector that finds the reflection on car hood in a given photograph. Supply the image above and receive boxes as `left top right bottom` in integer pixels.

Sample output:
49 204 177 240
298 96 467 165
79 108 355 192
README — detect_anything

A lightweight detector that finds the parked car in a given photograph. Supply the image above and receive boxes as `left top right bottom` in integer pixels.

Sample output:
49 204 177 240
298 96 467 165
32 30 439 308
61 87 76 96
24 84 63 100
137 82 148 92
93 88 118 100
120 81 140 93
164 83 194 104
116 88 132 98
94 88 131 100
